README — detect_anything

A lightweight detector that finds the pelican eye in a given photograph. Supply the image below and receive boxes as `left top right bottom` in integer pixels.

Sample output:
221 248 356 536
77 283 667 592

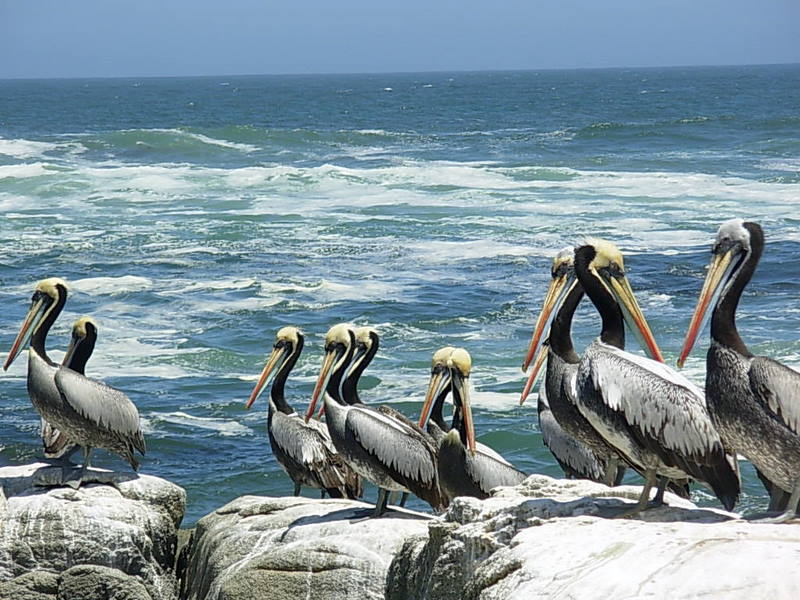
714 237 741 255
552 262 572 279
598 262 624 280
326 341 346 354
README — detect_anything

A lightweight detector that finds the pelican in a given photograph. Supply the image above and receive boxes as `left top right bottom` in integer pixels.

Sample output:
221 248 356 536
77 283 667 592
305 324 444 516
419 347 526 502
4 279 145 486
42 316 99 460
531 343 607 482
571 240 739 516
519 248 625 485
340 326 413 507
678 219 800 521
246 326 361 499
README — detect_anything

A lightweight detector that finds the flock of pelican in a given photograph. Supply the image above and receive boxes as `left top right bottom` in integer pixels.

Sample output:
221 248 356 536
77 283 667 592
4 218 799 523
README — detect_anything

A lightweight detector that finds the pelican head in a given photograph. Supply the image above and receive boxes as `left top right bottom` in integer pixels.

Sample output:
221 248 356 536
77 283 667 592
246 326 304 409
62 316 98 373
520 247 577 400
418 346 456 428
305 324 355 421
575 239 663 362
448 348 476 456
678 219 764 367
4 278 68 370
346 326 380 378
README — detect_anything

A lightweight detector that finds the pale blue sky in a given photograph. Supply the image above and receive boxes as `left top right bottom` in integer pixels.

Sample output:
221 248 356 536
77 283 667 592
1 0 798 78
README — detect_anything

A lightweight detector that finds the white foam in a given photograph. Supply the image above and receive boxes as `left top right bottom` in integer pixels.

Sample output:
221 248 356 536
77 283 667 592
183 131 258 153
0 163 51 179
406 239 535 263
0 138 57 159
148 411 254 436
69 276 153 295
470 390 518 411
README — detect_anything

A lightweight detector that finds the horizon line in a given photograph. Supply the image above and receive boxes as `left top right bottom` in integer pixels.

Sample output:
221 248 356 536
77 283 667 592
1 61 798 83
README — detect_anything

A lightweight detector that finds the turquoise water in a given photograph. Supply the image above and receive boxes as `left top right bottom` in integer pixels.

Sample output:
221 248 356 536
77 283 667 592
1 65 799 524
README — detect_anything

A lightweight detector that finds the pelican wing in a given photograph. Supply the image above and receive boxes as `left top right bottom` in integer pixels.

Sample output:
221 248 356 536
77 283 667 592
749 356 800 435
54 368 144 451
539 396 605 481
347 406 437 485
272 412 337 467
587 344 723 461
466 449 527 492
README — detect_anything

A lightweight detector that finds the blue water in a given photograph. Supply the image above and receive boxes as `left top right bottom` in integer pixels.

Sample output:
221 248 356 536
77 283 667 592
1 65 799 525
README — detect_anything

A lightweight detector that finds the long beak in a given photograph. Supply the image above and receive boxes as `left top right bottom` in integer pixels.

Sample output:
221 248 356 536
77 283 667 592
453 373 476 456
418 368 451 428
61 334 81 369
305 349 337 422
678 250 738 368
607 275 664 363
245 346 287 409
522 273 576 372
520 341 549 405
4 298 46 371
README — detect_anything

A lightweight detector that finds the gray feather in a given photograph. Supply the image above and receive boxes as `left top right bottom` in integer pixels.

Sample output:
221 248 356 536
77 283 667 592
54 368 144 452
749 356 800 436
347 406 437 485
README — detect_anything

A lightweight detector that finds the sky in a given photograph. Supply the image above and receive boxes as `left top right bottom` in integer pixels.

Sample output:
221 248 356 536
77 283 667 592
1 0 798 79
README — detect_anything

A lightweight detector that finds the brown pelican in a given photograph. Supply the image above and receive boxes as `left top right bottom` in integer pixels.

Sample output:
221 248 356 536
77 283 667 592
678 219 800 521
529 343 608 482
4 279 145 486
341 326 412 507
305 324 444 516
572 240 739 516
42 316 98 460
520 249 625 486
246 326 361 499
419 347 526 502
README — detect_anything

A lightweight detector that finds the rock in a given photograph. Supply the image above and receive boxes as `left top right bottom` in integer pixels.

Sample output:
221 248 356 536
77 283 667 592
0 462 186 600
179 495 430 600
386 474 800 600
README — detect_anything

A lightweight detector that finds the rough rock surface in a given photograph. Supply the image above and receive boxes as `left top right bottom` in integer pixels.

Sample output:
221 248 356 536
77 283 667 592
179 495 431 600
386 474 800 600
0 462 186 600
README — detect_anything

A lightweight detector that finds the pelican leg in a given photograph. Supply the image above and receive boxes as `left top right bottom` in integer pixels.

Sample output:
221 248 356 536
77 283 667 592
293 483 301 497
373 488 390 517
399 492 409 508
603 458 620 487
649 476 669 507
767 482 788 513
320 490 326 499
754 477 800 524
65 447 93 490
615 469 657 519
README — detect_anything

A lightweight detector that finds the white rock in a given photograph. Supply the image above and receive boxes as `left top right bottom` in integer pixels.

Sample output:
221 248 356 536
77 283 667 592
179 495 431 600
387 474 800 600
0 462 186 600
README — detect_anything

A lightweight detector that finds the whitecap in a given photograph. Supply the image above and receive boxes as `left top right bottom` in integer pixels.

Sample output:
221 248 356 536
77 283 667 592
406 240 536 263
69 275 153 295
0 162 51 179
0 138 57 159
148 411 253 436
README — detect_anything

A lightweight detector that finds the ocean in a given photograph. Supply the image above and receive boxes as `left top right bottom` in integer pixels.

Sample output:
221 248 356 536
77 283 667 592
1 64 798 524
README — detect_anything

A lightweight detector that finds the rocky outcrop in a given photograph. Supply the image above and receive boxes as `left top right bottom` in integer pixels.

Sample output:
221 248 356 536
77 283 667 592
386 475 800 600
178 495 430 600
0 462 186 600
